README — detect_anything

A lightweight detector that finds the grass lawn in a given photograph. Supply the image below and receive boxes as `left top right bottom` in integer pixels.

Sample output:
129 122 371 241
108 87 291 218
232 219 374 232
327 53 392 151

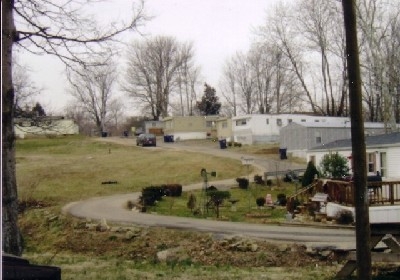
16 135 396 279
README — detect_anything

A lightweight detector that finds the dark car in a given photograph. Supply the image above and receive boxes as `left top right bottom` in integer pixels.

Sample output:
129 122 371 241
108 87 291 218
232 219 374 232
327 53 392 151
136 133 156 147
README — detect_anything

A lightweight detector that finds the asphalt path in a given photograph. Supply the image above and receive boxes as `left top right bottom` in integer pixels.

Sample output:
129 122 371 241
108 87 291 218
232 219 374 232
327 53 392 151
63 137 356 249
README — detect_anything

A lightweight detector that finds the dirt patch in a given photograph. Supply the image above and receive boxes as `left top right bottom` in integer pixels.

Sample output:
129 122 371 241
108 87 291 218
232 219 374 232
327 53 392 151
254 147 280 155
52 219 331 268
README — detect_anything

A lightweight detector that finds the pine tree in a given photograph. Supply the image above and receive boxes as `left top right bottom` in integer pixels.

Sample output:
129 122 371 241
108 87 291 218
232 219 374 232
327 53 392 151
196 83 221 115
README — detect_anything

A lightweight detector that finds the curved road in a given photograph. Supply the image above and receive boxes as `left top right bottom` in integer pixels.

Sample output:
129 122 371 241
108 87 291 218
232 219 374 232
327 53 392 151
63 137 356 249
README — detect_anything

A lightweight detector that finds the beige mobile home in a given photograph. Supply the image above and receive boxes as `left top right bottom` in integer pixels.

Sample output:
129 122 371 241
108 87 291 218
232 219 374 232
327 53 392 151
162 116 219 141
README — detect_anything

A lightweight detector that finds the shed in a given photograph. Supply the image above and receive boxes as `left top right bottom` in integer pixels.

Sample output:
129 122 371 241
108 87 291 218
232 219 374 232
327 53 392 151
232 114 350 145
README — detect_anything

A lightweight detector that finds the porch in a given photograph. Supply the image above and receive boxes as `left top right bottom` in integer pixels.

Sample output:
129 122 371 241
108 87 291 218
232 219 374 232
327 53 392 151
286 179 400 224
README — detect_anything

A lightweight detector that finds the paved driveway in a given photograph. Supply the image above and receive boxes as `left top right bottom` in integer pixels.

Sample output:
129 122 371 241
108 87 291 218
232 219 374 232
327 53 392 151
63 137 356 249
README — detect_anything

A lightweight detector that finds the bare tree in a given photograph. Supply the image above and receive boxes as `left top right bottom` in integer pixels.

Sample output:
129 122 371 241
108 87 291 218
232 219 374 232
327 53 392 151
107 98 126 134
2 0 147 256
122 36 197 120
12 60 41 114
357 0 400 130
261 2 323 115
68 63 118 135
221 52 256 114
296 0 348 116
176 54 201 116
220 59 239 116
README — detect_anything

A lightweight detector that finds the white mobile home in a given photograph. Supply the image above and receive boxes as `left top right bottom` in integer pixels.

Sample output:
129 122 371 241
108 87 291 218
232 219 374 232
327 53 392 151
280 121 389 158
15 117 79 139
232 114 350 145
306 132 400 180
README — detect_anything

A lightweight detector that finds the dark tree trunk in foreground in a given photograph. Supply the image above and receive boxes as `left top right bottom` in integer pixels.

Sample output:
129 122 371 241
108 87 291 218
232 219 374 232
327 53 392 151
342 1 371 279
2 0 23 256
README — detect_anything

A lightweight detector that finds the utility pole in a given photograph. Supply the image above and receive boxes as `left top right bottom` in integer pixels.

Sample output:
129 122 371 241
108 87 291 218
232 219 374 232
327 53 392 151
341 1 371 279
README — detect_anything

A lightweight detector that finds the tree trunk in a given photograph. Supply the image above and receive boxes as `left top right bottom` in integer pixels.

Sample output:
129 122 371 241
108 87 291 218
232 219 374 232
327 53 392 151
2 0 23 256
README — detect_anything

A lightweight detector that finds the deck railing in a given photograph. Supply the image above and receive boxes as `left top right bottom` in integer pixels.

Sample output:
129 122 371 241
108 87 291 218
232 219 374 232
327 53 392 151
319 180 400 206
288 180 400 209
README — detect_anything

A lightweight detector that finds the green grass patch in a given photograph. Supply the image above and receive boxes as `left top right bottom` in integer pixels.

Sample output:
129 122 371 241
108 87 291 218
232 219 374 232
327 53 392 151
148 181 298 222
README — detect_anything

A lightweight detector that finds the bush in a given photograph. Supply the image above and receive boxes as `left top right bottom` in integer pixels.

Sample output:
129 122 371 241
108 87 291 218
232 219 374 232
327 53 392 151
302 161 319 187
141 186 164 206
256 197 266 207
266 179 273 186
319 152 350 179
206 190 231 218
163 184 183 197
206 185 217 191
233 142 242 147
276 193 287 206
236 177 249 189
254 175 265 185
335 210 354 225
187 193 197 213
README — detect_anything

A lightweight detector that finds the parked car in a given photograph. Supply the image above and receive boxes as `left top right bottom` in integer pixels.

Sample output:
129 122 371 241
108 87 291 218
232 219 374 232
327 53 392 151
136 133 156 147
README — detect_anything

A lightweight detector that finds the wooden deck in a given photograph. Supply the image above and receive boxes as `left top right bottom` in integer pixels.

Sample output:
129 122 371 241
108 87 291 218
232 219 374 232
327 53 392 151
288 179 400 208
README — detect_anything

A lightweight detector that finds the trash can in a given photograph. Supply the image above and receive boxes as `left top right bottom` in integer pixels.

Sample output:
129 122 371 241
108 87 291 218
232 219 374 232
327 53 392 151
279 148 287 160
219 139 227 149
101 131 108 137
164 135 174 143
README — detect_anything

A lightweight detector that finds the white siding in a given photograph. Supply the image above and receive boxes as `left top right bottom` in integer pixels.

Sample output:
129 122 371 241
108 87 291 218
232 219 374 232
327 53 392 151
386 147 400 178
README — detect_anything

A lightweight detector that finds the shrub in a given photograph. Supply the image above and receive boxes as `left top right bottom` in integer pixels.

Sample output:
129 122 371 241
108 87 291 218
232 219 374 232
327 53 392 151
141 186 164 206
254 175 265 185
233 142 242 147
187 193 197 213
163 184 183 197
302 161 319 187
266 179 273 186
256 197 266 207
206 190 231 218
236 177 249 189
206 185 217 191
276 193 287 206
335 210 354 225
319 152 350 179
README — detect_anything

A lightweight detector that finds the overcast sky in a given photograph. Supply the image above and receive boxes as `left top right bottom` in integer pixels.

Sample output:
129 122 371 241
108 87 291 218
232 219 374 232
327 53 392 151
18 0 281 115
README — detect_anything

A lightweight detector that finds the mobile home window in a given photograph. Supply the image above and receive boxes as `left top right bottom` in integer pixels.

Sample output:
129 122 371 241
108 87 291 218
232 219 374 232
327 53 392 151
222 121 227 128
266 119 269 125
380 152 387 177
315 131 322 144
276 119 282 126
236 119 247 126
206 121 214 128
288 119 292 123
301 119 306 122
367 152 376 173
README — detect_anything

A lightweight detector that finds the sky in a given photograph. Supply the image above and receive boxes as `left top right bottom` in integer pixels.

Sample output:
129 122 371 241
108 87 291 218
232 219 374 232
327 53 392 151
18 0 281 115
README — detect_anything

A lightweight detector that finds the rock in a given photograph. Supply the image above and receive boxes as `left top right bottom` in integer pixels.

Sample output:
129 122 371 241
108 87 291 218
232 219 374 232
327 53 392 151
250 243 258 252
125 230 139 241
156 247 186 263
96 218 110 232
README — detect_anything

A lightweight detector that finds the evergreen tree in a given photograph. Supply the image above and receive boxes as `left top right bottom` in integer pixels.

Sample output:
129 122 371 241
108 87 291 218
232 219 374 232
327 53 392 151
196 83 221 115
32 102 46 117
301 161 319 187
